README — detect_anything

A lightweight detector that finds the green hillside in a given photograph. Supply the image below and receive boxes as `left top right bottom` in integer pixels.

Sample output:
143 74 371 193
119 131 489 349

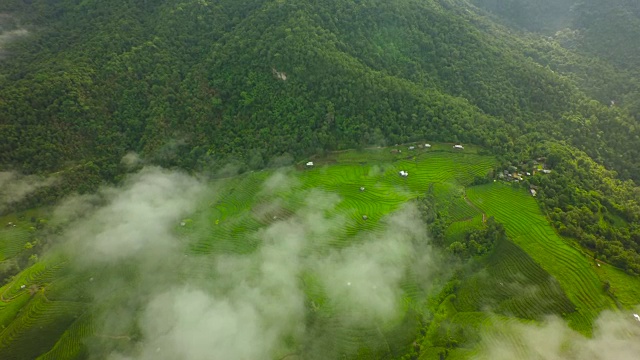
467 183 617 332
1 0 640 358
472 0 640 112
1 0 640 190
1 146 639 358
0 145 496 359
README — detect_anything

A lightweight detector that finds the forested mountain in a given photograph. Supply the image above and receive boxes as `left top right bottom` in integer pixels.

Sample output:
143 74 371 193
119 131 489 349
470 0 574 33
1 0 640 271
0 0 639 181
2 1 640 358
472 0 640 105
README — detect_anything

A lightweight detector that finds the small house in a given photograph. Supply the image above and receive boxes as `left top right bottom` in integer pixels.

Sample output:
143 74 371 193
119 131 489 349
399 170 408 178
453 144 464 150
530 189 537 197
542 169 552 174
408 146 415 150
425 144 432 148
306 161 314 167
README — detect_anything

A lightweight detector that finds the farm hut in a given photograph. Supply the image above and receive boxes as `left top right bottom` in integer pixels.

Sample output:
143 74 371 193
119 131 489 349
530 189 537 197
180 221 186 227
526 172 531 176
306 161 314 167
453 144 464 150
542 169 552 174
399 170 408 177
20 285 25 289
362 215 368 221
390 149 399 154
425 144 431 148
360 186 365 192
634 314 640 322
408 146 415 150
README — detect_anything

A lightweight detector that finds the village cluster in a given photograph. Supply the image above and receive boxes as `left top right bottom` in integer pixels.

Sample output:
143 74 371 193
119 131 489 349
495 158 553 197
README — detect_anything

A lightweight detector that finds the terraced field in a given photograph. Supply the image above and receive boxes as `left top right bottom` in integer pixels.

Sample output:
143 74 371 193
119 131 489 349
0 145 497 359
0 227 31 261
466 183 616 333
455 237 575 319
5 147 638 358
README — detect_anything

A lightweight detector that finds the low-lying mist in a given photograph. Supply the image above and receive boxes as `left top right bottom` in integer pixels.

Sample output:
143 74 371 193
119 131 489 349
0 171 56 213
477 310 640 360
50 165 441 359
0 14 29 60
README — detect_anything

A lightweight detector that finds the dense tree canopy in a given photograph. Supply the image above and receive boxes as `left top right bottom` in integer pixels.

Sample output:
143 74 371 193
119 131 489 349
1 0 639 270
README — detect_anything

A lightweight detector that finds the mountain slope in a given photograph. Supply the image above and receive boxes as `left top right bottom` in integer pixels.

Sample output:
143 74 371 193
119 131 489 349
0 0 639 188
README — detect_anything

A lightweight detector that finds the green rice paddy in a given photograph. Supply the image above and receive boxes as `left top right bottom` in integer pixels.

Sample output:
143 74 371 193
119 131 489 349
466 183 618 333
0 145 638 359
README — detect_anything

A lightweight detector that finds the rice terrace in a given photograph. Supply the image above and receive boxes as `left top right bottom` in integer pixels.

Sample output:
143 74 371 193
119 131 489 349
1 142 639 359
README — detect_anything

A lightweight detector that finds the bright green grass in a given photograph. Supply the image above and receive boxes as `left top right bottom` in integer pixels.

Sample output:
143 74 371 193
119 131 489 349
593 262 640 309
188 149 496 257
466 183 616 334
1 146 499 359
4 146 636 359
180 149 496 357
455 237 575 320
444 216 484 246
0 227 31 261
